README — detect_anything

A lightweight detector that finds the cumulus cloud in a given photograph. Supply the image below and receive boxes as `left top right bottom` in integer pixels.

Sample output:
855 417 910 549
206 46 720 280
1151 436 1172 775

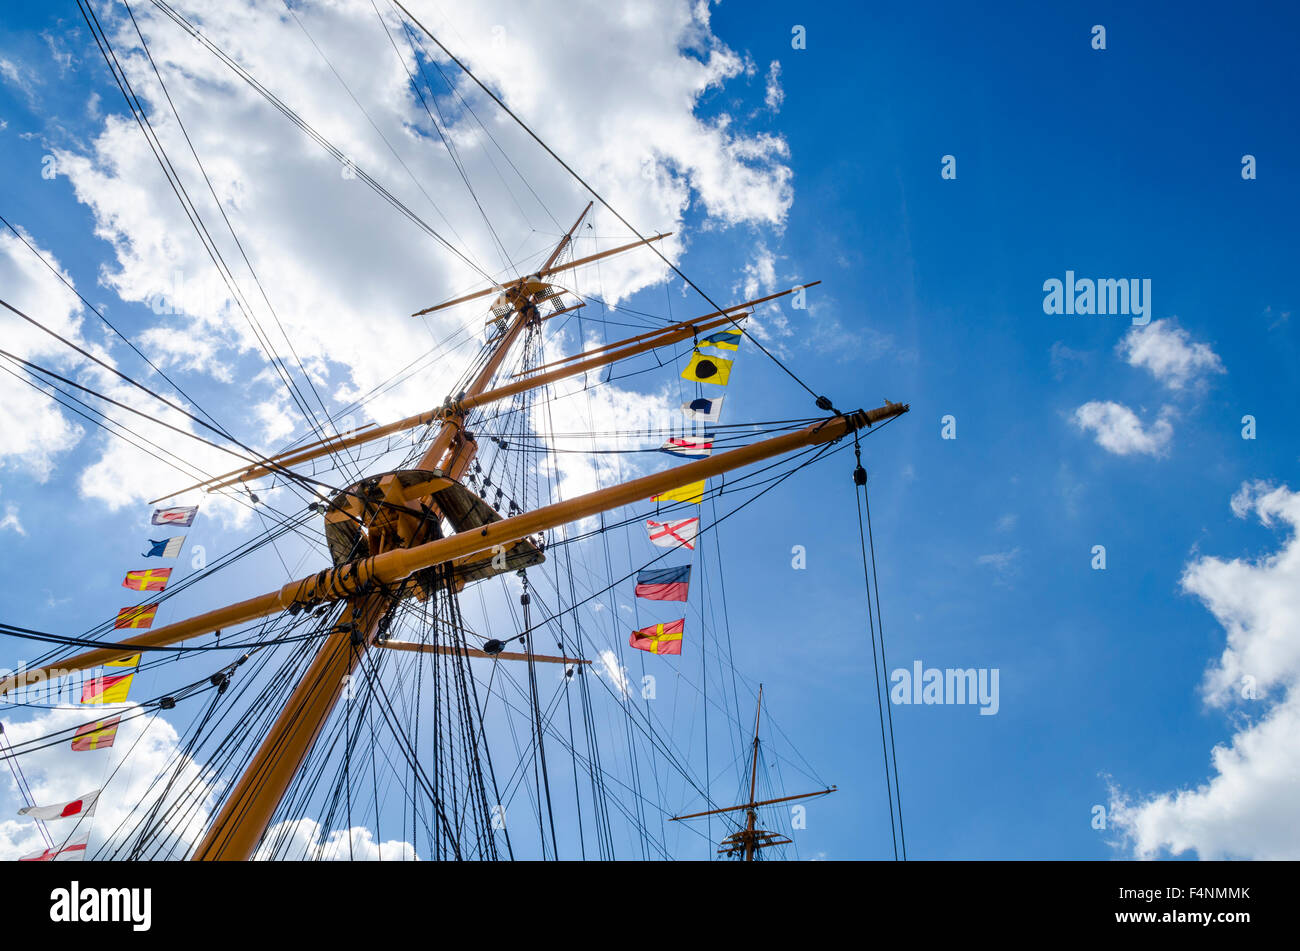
0 229 87 480
38 0 793 510
1072 401 1173 457
1188 482 1300 705
1118 319 1224 391
0 227 257 524
0 704 212 860
1110 482 1300 859
256 817 416 860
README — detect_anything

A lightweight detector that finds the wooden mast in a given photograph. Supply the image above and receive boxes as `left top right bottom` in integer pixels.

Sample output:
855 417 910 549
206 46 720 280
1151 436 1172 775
0 208 894 860
188 203 595 860
670 685 836 860
0 402 907 692
147 283 808 501
744 685 764 861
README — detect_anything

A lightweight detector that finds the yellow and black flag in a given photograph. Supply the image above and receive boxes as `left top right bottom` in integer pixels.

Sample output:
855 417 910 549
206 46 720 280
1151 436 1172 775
681 350 733 385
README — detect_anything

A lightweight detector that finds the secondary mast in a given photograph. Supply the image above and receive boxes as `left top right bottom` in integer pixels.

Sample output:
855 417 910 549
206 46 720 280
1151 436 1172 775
670 686 836 860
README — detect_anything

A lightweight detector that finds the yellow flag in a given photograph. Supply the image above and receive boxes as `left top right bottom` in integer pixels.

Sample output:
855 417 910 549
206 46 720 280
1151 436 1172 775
681 351 732 385
107 654 141 668
81 672 134 705
652 480 706 505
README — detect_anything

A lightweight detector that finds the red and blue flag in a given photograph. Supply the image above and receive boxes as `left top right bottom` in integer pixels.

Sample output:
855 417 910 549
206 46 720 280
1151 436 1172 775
634 565 691 602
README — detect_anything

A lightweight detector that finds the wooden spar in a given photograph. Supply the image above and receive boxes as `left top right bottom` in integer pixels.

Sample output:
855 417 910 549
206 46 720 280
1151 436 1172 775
411 230 670 316
514 281 821 378
376 640 589 665
450 311 746 413
161 299 753 497
0 400 909 697
153 234 708 499
668 786 837 822
149 425 394 506
156 211 594 502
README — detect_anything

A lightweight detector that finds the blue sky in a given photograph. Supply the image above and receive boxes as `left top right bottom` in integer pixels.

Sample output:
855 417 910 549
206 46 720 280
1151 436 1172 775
1 1 1298 860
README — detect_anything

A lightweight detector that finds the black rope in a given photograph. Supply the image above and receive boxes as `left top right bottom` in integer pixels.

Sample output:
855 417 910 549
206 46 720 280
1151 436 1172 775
852 433 906 859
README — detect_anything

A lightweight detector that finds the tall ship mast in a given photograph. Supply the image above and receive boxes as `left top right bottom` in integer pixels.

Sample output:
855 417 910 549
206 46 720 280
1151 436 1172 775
0 2 908 862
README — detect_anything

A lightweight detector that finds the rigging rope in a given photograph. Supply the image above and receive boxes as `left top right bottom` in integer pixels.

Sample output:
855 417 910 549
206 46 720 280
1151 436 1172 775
390 0 837 413
851 432 907 860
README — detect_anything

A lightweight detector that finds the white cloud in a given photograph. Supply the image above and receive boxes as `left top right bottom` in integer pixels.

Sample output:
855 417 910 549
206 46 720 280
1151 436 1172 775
592 648 631 699
0 229 87 480
0 704 212 860
0 56 27 90
256 817 416 860
1110 482 1300 859
1048 341 1088 381
42 31 75 75
736 243 792 345
1072 401 1173 457
41 0 792 511
764 60 784 112
976 548 1020 572
0 502 25 536
1118 319 1224 391
1189 482 1300 705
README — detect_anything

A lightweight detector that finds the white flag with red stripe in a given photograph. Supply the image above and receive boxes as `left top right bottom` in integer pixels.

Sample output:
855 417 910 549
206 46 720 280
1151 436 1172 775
660 436 713 458
18 831 89 861
18 789 99 821
646 517 700 550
